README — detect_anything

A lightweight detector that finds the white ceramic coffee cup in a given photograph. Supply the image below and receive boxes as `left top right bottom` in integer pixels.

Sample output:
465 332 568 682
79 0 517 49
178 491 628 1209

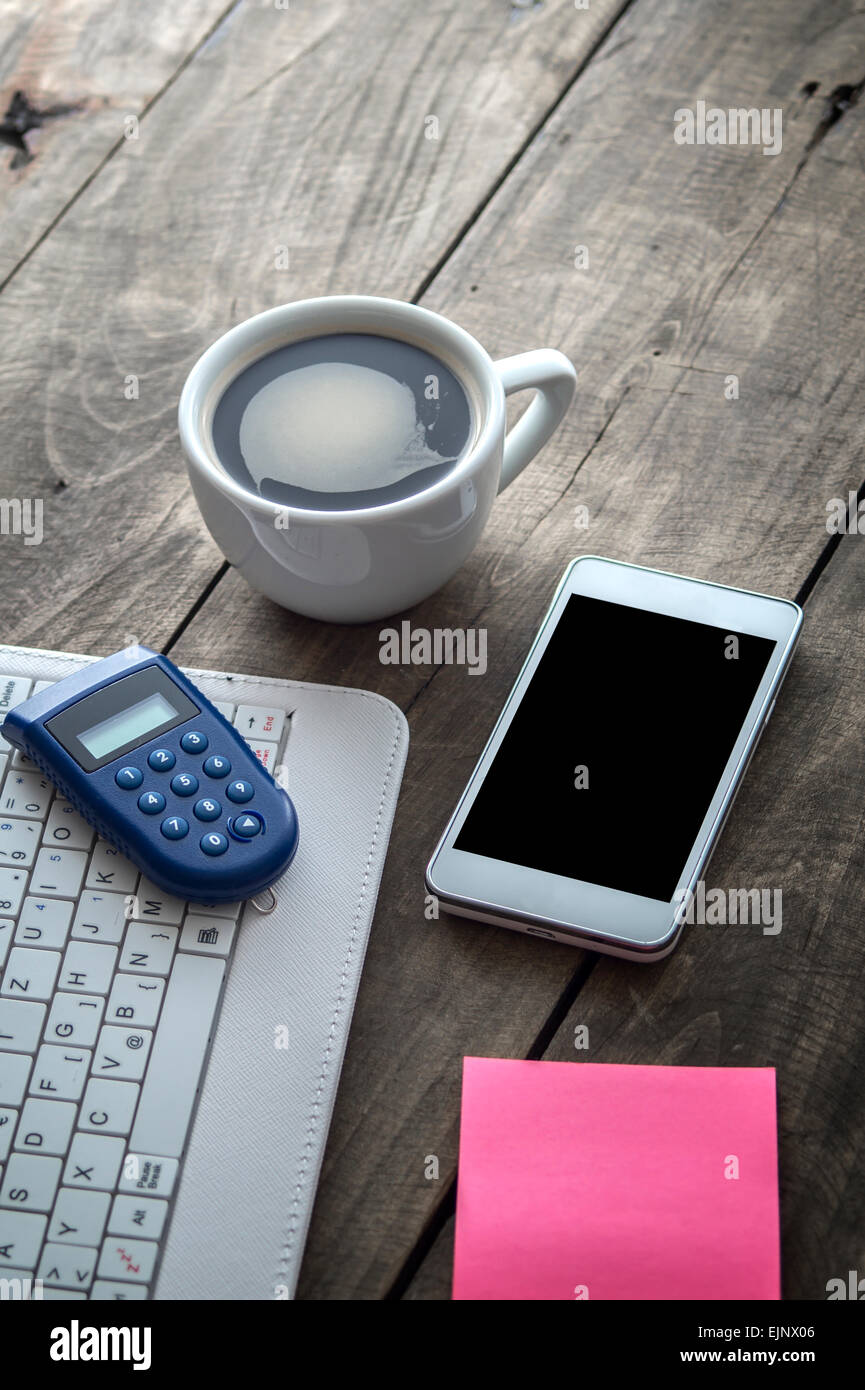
179 295 576 622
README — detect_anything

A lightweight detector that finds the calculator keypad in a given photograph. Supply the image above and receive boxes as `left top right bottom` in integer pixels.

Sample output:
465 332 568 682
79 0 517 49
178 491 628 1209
115 733 270 860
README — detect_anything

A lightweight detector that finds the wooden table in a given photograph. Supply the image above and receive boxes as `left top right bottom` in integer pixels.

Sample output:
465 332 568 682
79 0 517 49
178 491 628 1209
2 0 863 1300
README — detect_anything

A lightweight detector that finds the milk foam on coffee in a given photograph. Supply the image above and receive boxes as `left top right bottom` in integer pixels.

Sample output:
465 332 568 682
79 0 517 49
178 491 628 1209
239 361 457 494
211 331 473 511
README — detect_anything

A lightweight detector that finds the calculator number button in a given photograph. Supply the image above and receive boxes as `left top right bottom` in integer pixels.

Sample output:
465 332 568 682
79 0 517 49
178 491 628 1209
225 780 254 804
202 756 231 779
146 749 175 773
169 773 198 798
160 817 188 841
114 767 143 790
137 792 165 816
200 832 228 857
193 798 221 822
180 731 208 754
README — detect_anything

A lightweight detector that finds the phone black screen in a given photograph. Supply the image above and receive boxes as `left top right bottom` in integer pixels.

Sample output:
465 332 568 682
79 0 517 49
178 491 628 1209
454 594 776 901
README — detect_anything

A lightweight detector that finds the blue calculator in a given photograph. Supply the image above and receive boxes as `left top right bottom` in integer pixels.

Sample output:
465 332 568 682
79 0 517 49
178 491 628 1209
0 646 299 903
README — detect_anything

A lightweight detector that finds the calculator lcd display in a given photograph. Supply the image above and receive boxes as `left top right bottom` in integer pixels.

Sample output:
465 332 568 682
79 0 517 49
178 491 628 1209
45 665 199 771
79 691 179 760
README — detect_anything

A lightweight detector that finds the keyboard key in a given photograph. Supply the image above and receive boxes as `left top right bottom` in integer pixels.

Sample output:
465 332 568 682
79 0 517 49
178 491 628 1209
235 704 286 742
189 899 242 921
71 891 128 944
86 843 138 894
0 771 53 819
0 869 28 918
247 739 278 774
97 1235 157 1284
180 916 236 956
14 1099 76 1156
0 998 45 1053
45 993 104 1048
119 923 176 975
59 941 117 995
0 1152 62 1211
64 1134 125 1191
133 877 185 925
108 1193 167 1241
43 801 95 853
91 1279 148 1299
0 1108 15 1161
0 918 12 967
106 974 164 1029
130 952 224 1157
39 1241 97 1290
41 1288 87 1300
48 1188 110 1246
0 816 40 867
0 1052 31 1105
16 897 74 951
10 747 37 770
118 1154 178 1199
0 1209 46 1267
93 1026 152 1081
79 1079 139 1136
31 848 88 899
1 947 61 1002
0 677 33 750
211 700 235 721
29 1044 91 1102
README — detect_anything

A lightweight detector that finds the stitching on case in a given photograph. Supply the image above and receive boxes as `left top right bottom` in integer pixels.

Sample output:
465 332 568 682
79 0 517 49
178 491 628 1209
273 705 404 1292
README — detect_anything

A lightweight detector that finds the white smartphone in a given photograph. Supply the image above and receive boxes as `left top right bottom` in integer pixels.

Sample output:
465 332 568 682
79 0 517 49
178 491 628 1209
425 556 803 962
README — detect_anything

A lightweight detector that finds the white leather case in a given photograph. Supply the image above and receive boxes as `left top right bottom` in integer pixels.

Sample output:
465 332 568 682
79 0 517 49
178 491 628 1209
0 646 409 1300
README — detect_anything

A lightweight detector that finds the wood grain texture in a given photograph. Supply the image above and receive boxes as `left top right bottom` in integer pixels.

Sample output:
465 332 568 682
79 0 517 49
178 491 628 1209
0 0 233 282
0 0 630 654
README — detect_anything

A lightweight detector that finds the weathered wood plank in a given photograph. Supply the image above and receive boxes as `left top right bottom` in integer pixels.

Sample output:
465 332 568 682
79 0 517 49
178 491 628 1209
0 0 233 282
271 2 865 1297
0 0 631 653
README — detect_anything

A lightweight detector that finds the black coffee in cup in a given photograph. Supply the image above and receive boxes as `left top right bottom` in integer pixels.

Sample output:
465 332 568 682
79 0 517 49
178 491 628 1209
211 332 474 511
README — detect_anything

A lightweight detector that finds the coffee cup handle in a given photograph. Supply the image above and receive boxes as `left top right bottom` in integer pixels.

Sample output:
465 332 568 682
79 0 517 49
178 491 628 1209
493 349 577 493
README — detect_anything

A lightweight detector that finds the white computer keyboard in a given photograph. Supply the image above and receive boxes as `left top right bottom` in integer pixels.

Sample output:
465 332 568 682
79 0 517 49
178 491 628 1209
0 662 292 1301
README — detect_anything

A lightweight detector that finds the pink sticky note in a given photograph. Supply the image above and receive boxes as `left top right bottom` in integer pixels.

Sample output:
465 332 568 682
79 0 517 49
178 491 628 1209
453 1058 780 1300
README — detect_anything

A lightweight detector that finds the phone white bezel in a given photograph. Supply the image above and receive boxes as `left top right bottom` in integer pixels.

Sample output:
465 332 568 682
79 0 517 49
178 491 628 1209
425 556 803 960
